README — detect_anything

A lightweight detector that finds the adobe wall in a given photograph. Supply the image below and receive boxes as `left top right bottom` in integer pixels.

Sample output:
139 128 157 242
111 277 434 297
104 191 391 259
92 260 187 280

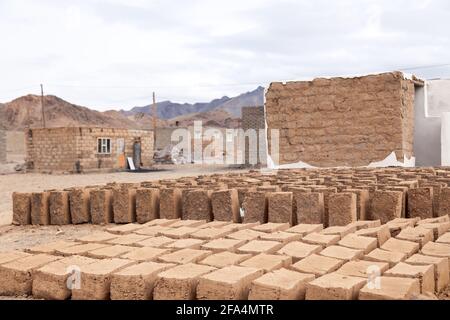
265 72 416 167
241 106 267 166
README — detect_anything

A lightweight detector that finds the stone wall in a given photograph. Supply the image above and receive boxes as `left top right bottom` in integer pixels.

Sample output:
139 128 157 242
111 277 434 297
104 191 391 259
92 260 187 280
242 106 267 166
265 72 417 167
26 127 153 173
0 130 6 163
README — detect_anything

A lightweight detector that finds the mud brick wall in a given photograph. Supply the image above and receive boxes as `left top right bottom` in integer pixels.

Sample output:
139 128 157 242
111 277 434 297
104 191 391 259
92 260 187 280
26 127 153 173
0 130 6 163
241 106 267 166
265 72 416 167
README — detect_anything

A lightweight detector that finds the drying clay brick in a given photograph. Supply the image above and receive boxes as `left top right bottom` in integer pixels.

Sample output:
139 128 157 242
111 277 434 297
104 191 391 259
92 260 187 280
419 222 450 241
302 233 340 247
294 192 324 225
153 263 217 300
359 277 421 300
336 260 390 278
249 268 315 300
87 245 135 259
384 262 435 294
237 240 284 255
346 189 370 220
349 220 381 231
260 231 302 244
49 191 71 225
406 254 449 293
31 192 50 225
143 218 180 227
0 254 61 296
201 239 247 253
321 225 357 239
408 188 434 219
121 247 172 262
110 261 175 300
356 225 391 247
220 222 261 233
277 241 322 263
197 266 264 300
170 220 207 228
107 234 151 246
252 222 290 233
182 189 213 221
165 239 205 250
25 240 78 255
240 254 292 272
69 188 91 224
369 191 403 224
158 249 212 264
338 234 378 254
136 188 160 224
305 273 366 300
242 191 267 224
159 188 182 220
438 188 450 217
0 251 31 265
76 232 118 244
107 223 145 235
286 224 323 236
198 221 232 229
328 193 357 227
226 229 266 241
291 254 345 277
56 243 109 257
113 187 136 224
421 242 450 265
211 189 241 223
90 189 113 225
363 249 408 268
396 227 434 249
190 228 232 240
268 192 294 225
134 225 173 237
381 238 420 258
160 227 200 239
12 192 31 225
319 246 364 262
437 233 450 245
136 236 175 248
199 252 252 268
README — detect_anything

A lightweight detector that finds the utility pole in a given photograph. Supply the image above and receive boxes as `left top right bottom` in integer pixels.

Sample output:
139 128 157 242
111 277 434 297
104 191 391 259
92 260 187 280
40 84 46 128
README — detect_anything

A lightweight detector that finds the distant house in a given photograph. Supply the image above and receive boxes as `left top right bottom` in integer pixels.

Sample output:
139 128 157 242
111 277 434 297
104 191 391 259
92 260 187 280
25 127 153 173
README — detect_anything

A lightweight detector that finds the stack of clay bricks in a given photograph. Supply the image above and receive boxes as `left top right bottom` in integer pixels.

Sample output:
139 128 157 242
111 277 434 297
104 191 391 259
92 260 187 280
12 167 450 230
1 215 450 300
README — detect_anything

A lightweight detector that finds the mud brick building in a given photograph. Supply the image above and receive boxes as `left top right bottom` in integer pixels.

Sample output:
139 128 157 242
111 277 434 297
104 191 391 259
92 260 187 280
25 127 153 173
241 106 267 166
265 72 422 167
0 129 6 163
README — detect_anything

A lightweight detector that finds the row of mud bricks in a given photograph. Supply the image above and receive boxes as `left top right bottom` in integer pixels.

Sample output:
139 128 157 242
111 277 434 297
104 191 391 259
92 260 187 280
12 167 450 227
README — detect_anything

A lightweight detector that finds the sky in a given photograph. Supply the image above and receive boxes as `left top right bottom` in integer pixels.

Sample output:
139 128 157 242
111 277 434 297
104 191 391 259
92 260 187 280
0 0 450 111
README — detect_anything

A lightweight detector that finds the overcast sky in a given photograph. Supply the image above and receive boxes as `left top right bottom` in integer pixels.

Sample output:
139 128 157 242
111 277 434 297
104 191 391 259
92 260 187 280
1 0 449 111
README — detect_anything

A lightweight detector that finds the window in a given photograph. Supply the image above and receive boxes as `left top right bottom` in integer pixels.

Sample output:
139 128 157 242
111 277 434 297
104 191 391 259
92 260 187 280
97 138 111 154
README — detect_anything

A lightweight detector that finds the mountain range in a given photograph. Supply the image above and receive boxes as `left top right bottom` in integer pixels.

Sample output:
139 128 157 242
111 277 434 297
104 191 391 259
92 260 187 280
0 87 264 131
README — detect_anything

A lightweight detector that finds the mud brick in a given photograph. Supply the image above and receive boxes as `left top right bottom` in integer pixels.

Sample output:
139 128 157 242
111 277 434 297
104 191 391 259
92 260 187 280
294 192 324 225
302 232 340 247
159 188 182 220
237 240 284 255
386 218 418 237
406 254 449 293
90 189 113 224
69 188 91 224
381 238 420 258
438 188 450 217
160 227 199 239
32 255 97 300
260 231 302 244
0 254 60 296
277 242 322 263
369 191 403 224
346 189 370 220
349 220 381 230
211 189 240 223
328 193 357 227
153 263 217 300
135 188 160 224
384 262 435 294
200 252 252 268
0 251 31 265
242 191 267 224
419 222 450 240
181 189 213 221
267 192 294 225
338 234 378 254
305 273 366 300
25 240 78 255
240 254 292 273
437 233 450 245
136 236 175 248
226 229 266 241
107 234 151 246
143 218 180 227
319 246 364 263
12 192 31 225
252 222 290 233
408 188 434 219
31 192 50 225
356 225 391 246
107 223 145 235
87 245 134 259
113 187 136 224
72 258 134 300
201 239 246 253
122 247 172 262
364 249 407 268
158 248 212 264
76 232 117 244
421 242 450 265
134 225 172 237
336 260 390 278
190 228 232 240
56 243 109 257
165 239 205 250
359 276 420 300
220 222 261 233
417 215 449 225
196 265 262 300
396 227 433 249
249 268 315 300
286 224 323 236
321 225 357 239
291 254 345 277
198 221 232 229
48 191 71 225
170 219 206 228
